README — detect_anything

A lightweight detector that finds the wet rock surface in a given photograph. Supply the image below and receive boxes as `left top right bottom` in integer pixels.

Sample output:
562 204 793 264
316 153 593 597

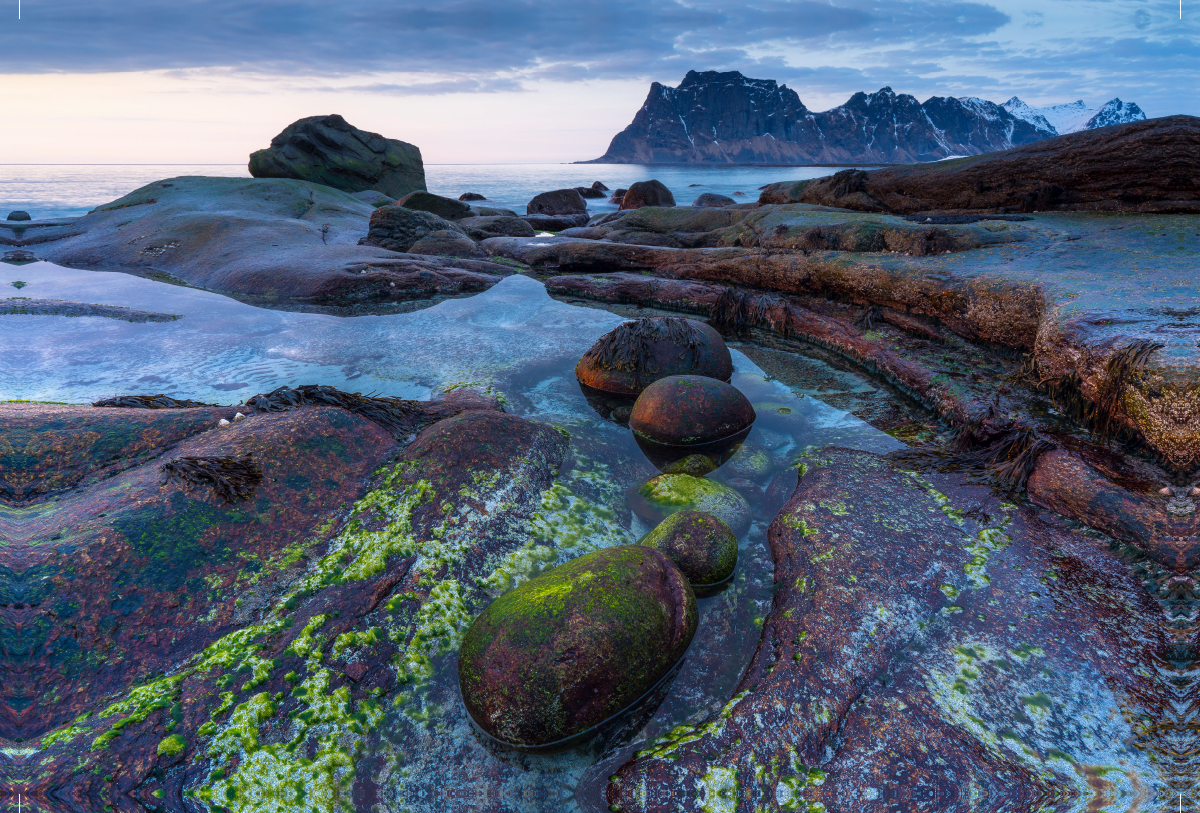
620 180 676 210
20 177 515 308
459 544 697 749
638 510 738 588
631 473 752 537
248 114 426 199
608 447 1187 812
630 374 755 446
527 188 588 216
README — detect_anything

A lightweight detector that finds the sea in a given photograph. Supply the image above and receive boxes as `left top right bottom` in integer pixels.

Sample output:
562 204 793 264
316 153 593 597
0 163 853 220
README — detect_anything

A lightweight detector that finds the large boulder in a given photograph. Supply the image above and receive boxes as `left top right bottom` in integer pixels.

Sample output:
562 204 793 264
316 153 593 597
527 188 588 216
407 229 486 259
359 205 467 253
630 375 755 446
458 545 697 749
248 114 426 199
575 316 734 395
397 190 473 221
6 211 31 221
620 180 676 210
458 215 536 240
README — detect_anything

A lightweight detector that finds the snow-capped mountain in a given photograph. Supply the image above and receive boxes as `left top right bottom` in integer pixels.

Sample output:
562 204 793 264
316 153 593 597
1002 97 1146 135
585 71 1148 164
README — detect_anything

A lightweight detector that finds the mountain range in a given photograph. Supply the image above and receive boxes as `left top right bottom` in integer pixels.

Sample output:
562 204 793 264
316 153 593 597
584 70 1146 164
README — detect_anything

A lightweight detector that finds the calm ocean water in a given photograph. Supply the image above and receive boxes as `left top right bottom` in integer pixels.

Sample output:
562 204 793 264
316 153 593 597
0 163 853 220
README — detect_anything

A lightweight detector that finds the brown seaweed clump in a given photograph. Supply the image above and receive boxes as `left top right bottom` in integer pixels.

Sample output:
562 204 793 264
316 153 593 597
244 384 425 438
160 454 263 503
93 394 216 408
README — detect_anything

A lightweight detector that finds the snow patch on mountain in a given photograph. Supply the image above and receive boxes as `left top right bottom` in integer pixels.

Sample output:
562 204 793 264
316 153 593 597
1002 97 1147 135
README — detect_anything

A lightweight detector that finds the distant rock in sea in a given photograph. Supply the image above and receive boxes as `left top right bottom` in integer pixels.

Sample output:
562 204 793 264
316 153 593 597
584 70 1147 165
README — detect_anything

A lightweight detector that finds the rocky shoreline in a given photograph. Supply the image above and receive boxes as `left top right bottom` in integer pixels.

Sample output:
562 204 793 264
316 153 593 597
2 114 1199 813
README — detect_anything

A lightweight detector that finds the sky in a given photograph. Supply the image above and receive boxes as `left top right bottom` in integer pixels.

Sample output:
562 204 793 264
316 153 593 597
1 0 1195 163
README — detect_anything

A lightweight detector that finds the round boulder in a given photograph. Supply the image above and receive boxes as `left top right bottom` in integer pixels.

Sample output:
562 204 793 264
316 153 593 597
398 190 473 221
459 545 696 750
459 192 487 201
630 376 755 446
6 211 31 222
724 441 774 479
407 229 486 259
631 473 752 537
358 206 466 253
527 188 588 216
640 510 737 588
609 188 628 204
692 192 736 208
575 317 733 396
620 180 676 210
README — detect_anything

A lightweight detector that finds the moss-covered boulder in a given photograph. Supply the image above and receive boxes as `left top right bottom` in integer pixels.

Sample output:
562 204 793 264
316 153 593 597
639 510 738 589
458 545 697 749
723 441 774 479
630 473 752 537
575 317 733 396
630 375 755 446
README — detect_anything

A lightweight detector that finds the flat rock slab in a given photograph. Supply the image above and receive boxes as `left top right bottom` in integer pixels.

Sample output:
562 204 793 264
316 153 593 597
0 297 181 322
23 176 512 307
608 447 1181 812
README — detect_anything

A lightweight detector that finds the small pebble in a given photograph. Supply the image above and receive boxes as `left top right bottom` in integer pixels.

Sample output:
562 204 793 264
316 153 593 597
390 282 396 287
218 418 230 427
233 412 246 422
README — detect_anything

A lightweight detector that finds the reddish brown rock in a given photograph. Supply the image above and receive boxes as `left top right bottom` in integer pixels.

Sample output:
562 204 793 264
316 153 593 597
458 545 696 750
630 375 755 445
638 510 738 588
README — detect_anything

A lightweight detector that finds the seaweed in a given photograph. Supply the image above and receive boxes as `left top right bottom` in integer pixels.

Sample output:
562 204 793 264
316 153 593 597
243 384 425 439
968 427 1057 491
93 394 216 409
1094 340 1164 439
855 305 883 331
710 287 789 336
580 317 709 373
160 455 263 503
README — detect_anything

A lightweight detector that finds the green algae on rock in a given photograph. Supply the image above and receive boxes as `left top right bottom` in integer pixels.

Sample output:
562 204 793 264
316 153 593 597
574 316 733 396
631 473 752 537
458 544 697 750
629 375 755 447
639 510 738 590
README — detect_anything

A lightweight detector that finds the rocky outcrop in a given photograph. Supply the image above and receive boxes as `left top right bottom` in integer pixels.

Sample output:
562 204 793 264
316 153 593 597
28 177 513 308
248 114 426 198
586 70 1060 164
759 116 1200 214
407 229 487 259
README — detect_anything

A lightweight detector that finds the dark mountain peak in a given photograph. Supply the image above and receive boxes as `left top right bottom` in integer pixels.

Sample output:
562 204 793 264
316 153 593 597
585 71 1145 165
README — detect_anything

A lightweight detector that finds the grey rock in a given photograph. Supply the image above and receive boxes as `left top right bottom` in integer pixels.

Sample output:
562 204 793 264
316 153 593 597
527 188 587 216
459 192 487 201
360 206 467 253
467 205 520 218
521 213 590 231
6 211 31 221
692 192 736 207
620 180 676 210
458 216 536 240
408 229 487 259
398 190 473 221
352 190 396 208
575 186 606 199
248 114 425 198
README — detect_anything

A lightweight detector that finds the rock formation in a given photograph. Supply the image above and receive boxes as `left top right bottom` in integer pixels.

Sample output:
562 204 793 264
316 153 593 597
248 114 426 198
587 70 1146 164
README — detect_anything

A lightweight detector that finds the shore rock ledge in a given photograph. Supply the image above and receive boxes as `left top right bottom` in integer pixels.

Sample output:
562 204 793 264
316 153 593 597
249 114 426 199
